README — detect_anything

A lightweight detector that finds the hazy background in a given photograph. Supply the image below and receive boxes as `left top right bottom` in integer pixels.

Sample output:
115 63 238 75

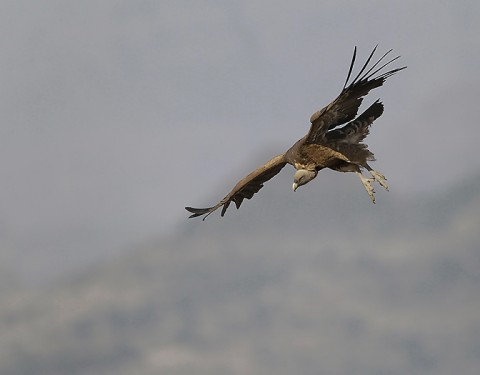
1 1 479 374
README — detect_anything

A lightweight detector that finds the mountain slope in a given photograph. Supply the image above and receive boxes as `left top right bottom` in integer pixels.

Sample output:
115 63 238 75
2 173 480 375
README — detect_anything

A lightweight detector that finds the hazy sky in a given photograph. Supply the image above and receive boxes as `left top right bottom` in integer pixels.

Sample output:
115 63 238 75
1 0 479 282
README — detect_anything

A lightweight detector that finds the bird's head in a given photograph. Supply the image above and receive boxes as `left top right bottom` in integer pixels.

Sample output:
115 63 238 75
292 169 317 191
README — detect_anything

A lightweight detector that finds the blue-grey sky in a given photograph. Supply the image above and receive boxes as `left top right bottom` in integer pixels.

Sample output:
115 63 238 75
1 0 479 282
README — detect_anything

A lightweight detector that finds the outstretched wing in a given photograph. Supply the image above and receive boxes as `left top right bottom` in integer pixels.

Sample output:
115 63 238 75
185 154 288 220
306 46 406 144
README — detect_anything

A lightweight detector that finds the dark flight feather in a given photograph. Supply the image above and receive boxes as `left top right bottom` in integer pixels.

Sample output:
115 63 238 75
326 100 384 143
307 47 406 144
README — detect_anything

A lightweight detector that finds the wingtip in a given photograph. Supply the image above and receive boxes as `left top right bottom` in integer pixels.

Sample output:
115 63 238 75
185 205 223 220
185 206 213 219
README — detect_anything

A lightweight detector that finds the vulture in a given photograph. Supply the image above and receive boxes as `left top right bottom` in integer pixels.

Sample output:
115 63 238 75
186 46 405 219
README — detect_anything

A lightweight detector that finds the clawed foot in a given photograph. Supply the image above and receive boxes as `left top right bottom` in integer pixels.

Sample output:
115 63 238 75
356 172 376 204
369 169 389 191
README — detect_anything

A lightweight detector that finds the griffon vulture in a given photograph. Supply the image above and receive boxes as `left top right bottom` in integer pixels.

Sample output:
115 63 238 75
186 46 405 219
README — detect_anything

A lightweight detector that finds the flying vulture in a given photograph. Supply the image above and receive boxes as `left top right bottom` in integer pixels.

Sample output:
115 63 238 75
186 46 405 219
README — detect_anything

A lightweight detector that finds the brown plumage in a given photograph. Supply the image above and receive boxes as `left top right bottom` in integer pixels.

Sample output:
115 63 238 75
186 46 406 219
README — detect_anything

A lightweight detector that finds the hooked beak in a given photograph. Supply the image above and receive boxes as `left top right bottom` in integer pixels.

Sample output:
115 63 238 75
292 182 298 192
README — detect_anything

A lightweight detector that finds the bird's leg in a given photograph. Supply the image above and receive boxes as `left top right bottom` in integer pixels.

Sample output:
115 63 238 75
355 171 376 203
364 164 389 191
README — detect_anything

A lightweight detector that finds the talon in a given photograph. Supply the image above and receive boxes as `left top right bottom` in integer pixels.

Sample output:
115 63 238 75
356 172 377 204
369 169 389 191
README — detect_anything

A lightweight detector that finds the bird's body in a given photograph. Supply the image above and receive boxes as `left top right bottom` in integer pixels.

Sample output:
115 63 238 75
186 46 405 219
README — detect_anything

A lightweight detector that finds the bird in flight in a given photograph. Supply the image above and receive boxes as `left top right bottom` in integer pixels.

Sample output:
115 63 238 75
186 46 406 220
